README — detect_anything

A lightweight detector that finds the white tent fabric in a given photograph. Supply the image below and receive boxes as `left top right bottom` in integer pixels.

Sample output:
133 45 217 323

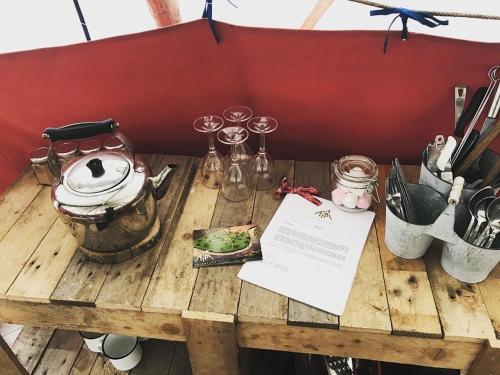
0 0 499 54
181 0 500 42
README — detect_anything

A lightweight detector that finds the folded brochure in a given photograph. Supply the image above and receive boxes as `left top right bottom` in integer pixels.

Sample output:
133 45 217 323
193 224 262 267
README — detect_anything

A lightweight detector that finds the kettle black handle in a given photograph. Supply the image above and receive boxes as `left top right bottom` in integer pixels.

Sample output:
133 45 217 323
43 119 117 142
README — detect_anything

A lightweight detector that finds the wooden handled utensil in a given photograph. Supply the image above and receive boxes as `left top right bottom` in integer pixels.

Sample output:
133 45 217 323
455 117 500 176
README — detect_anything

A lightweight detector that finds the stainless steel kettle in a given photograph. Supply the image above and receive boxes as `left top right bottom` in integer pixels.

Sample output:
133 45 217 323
43 119 175 263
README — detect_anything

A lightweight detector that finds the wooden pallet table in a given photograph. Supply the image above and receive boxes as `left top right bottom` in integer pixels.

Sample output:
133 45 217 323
0 155 498 375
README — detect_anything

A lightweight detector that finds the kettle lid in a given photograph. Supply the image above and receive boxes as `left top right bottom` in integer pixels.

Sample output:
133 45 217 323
65 152 130 194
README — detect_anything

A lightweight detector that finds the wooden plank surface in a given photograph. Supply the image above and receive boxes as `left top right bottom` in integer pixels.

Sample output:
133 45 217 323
478 265 500 339
425 246 496 342
467 339 500 375
339 225 391 334
182 311 238 375
11 326 55 373
0 169 43 242
238 322 482 370
69 345 98 375
33 330 82 375
0 188 58 295
7 219 77 302
167 344 192 375
374 165 442 338
89 355 121 375
141 163 219 313
188 185 256 315
0 335 28 375
237 160 294 324
130 339 176 375
95 155 195 310
288 161 339 328
0 299 184 341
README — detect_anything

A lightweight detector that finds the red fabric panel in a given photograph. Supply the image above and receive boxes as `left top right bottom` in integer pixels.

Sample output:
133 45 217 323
0 20 499 191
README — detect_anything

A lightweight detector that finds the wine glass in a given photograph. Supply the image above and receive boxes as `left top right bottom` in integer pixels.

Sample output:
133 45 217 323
247 116 278 190
217 126 252 201
222 106 253 167
193 115 225 189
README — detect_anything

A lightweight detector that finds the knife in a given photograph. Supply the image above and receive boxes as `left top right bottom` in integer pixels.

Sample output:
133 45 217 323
455 87 487 137
479 83 500 139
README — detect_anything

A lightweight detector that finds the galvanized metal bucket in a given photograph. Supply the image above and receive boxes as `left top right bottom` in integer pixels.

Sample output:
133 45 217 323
419 146 498 201
439 204 500 283
385 183 447 259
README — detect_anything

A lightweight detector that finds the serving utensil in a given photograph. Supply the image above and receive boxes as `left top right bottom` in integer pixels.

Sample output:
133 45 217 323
469 197 495 244
483 198 500 248
463 187 494 240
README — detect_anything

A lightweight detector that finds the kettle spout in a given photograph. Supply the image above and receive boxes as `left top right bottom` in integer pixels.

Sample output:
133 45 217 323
148 164 177 200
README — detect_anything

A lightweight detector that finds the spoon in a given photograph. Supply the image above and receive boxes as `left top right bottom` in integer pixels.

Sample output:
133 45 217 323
469 197 495 244
483 198 500 248
463 187 494 240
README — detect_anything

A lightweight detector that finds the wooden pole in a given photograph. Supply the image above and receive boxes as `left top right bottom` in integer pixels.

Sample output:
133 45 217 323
301 0 335 29
146 0 181 27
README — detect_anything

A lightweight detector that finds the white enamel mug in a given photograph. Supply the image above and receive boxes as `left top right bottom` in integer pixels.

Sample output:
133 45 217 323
79 331 107 353
102 334 142 371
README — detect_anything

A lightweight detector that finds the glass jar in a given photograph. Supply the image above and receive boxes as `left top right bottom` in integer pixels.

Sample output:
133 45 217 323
79 139 101 155
55 141 78 169
331 155 379 212
103 136 125 151
30 147 54 185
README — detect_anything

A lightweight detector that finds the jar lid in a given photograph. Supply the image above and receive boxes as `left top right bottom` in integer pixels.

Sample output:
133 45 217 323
79 139 101 154
55 142 78 157
335 155 378 182
66 152 131 194
30 147 49 163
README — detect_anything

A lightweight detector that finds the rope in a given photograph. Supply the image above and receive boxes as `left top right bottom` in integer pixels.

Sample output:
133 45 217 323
349 0 500 21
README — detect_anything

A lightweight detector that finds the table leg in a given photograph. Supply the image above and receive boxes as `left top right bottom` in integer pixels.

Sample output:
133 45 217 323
182 311 239 375
0 335 28 375
467 339 500 375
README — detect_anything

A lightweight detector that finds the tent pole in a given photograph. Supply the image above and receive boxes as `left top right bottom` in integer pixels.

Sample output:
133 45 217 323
301 0 335 29
146 0 181 27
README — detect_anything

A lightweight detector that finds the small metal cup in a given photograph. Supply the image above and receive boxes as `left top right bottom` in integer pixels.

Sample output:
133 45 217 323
385 183 447 259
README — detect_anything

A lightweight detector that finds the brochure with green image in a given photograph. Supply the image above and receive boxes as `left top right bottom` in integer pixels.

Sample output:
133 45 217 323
192 224 262 267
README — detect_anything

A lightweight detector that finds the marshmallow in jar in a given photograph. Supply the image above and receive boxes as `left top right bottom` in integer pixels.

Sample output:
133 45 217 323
331 155 378 212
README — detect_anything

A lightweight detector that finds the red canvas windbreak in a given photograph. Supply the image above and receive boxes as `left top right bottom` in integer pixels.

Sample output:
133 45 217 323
0 20 499 191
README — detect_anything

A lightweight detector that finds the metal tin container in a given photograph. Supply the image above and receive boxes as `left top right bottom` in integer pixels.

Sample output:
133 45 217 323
55 141 78 169
331 155 379 212
439 204 500 283
79 139 101 155
30 147 54 185
420 146 498 201
103 136 125 151
385 183 447 259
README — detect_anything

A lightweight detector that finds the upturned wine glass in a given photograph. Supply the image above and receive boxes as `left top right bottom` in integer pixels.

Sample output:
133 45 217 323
193 115 224 188
247 116 278 190
222 106 253 167
217 126 252 201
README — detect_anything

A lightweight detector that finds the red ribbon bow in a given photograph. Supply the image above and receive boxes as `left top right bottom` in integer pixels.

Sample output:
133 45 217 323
274 176 322 206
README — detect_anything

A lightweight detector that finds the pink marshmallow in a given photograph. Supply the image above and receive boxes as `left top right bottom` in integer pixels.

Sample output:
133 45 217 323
356 192 372 209
331 188 347 205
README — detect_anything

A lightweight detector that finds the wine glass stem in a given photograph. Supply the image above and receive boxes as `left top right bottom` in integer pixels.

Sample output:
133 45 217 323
259 133 266 154
230 144 238 164
208 133 216 152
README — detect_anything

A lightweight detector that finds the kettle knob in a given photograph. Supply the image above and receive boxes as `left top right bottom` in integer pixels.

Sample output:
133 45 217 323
86 158 105 178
